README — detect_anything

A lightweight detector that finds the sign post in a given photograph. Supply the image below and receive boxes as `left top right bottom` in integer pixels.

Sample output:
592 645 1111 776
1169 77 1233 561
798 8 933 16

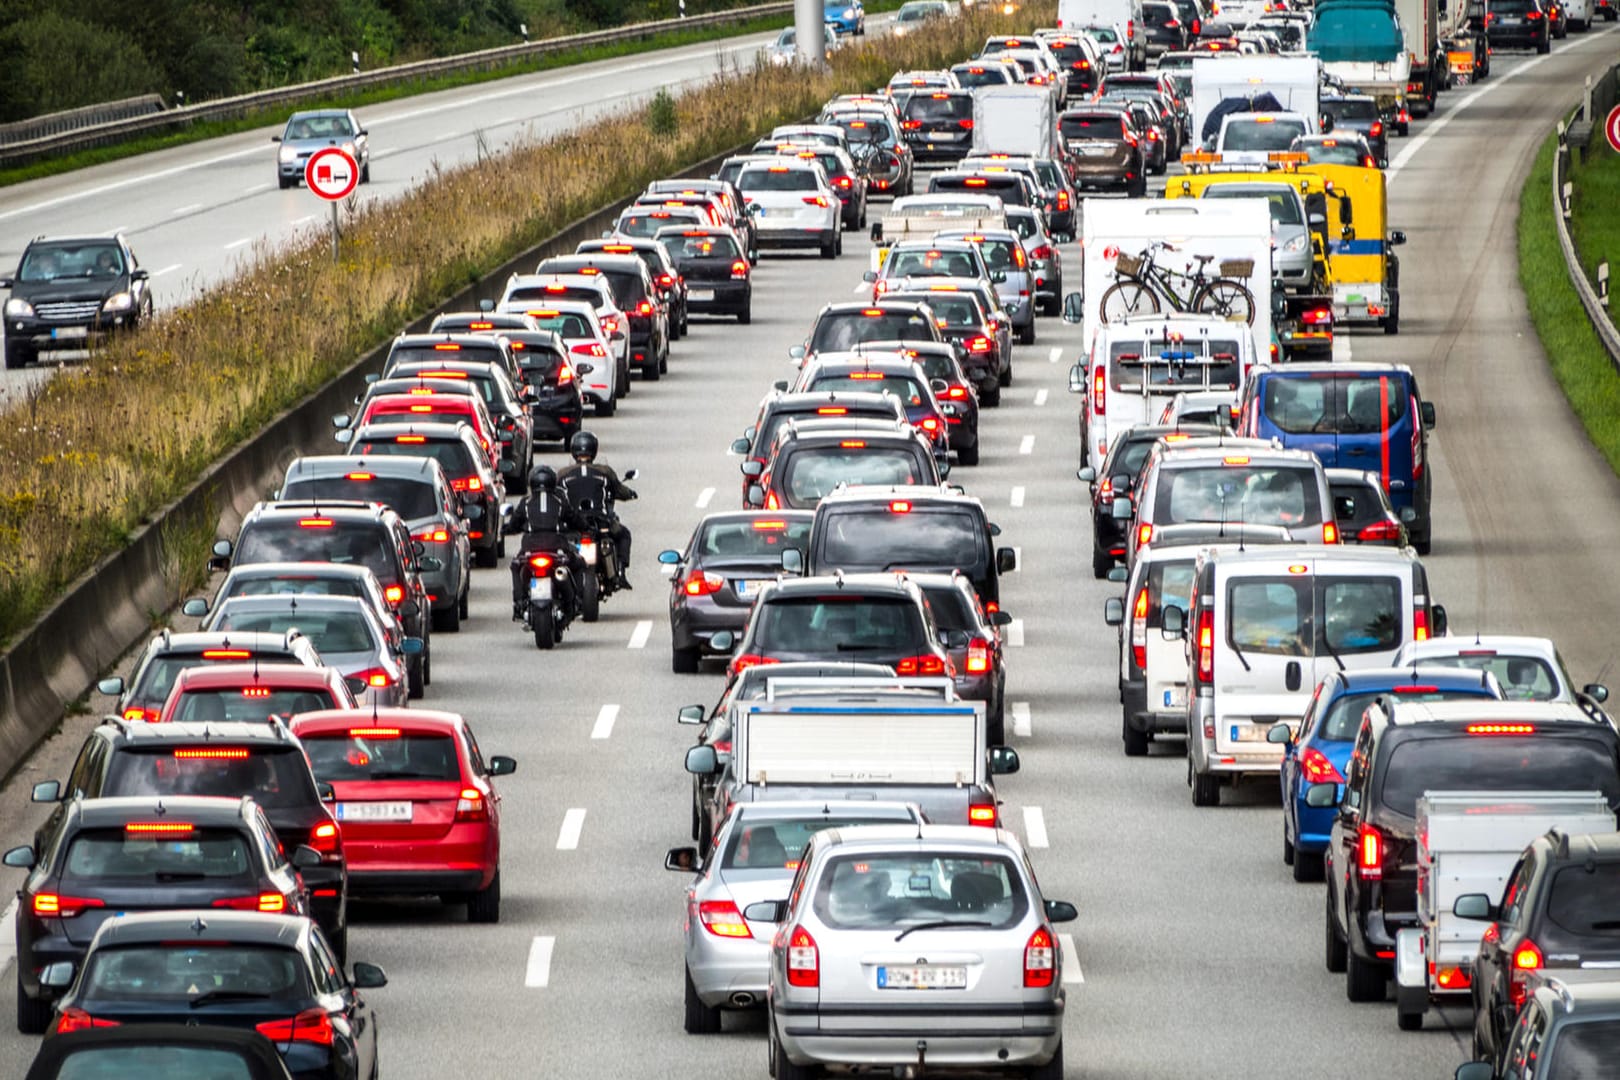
1606 104 1620 155
304 147 360 264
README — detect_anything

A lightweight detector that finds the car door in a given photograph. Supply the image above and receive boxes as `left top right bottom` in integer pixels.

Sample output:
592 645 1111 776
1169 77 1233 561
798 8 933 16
1329 719 1376 936
1478 854 1532 1047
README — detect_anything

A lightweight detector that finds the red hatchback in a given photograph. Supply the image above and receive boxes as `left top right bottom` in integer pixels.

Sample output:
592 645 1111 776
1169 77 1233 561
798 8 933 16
158 663 357 724
289 709 516 923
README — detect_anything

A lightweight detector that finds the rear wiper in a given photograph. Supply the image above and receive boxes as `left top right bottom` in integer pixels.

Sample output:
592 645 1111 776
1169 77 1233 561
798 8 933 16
895 919 992 942
1319 631 1346 673
1229 637 1253 673
190 989 273 1008
153 872 208 883
835 644 884 652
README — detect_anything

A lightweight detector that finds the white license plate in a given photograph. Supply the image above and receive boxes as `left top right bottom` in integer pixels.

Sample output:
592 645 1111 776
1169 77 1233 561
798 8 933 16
1231 721 1292 742
1162 686 1187 709
528 577 552 599
1079 143 1112 156
336 801 411 822
879 964 967 990
733 578 765 598
689 289 715 301
51 326 88 340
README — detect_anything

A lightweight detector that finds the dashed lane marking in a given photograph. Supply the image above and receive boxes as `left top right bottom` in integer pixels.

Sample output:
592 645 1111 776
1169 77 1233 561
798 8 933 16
695 487 714 508
591 704 619 740
1023 806 1049 848
525 936 555 987
1011 702 1031 738
1034 389 1048 406
628 620 652 649
1059 933 1084 984
1010 486 1025 508
556 808 587 850
1006 618 1025 647
1019 434 1035 455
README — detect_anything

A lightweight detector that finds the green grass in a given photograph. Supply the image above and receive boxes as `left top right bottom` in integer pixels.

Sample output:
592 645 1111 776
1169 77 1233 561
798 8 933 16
0 0 908 190
1517 130 1620 477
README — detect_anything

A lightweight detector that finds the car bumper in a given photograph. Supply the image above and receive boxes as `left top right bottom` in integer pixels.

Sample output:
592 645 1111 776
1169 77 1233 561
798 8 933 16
755 223 837 247
529 404 583 442
9 316 130 350
1275 251 1313 284
905 134 972 162
1290 797 1337 854
348 867 493 894
684 281 751 312
420 565 461 610
670 599 753 651
1072 166 1135 189
687 934 771 1005
778 1002 1064 1068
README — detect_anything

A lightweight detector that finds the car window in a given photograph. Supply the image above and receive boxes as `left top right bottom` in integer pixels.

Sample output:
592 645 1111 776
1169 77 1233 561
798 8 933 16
1420 653 1559 701
783 447 922 503
807 374 923 403
82 944 308 1003
1378 736 1620 819
387 343 505 369
310 933 344 994
128 656 213 709
1319 688 1492 740
1157 465 1323 527
1228 579 1309 656
665 233 741 262
213 609 375 655
1321 577 1399 654
1545 864 1620 940
755 595 926 652
738 167 819 192
354 437 480 480
462 723 488 776
722 818 885 871
169 687 339 724
63 828 254 882
1545 1019 1620 1079
302 731 462 782
1331 482 1385 527
105 748 321 811
809 312 935 352
56 1045 256 1080
920 586 975 632
1222 118 1307 151
698 518 814 557
819 509 985 569
224 574 368 602
521 310 595 337
1146 559 1196 626
1060 114 1125 139
235 522 395 581
811 852 1030 929
1262 375 1410 435
888 249 979 278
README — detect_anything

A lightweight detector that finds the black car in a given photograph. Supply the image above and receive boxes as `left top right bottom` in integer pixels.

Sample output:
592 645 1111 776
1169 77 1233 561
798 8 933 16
797 299 949 362
1322 701 1620 1008
534 254 669 380
1078 424 1220 577
1 235 151 370
748 422 941 511
1140 0 1190 54
730 391 907 501
914 571 1011 741
484 330 585 446
898 89 977 163
654 226 753 323
576 236 690 337
44 911 385 1080
1039 34 1103 97
26 1024 297 1080
659 511 815 673
1483 0 1554 50
1320 94 1390 165
859 339 981 465
5 795 315 1033
1328 467 1410 546
95 629 324 723
211 501 433 696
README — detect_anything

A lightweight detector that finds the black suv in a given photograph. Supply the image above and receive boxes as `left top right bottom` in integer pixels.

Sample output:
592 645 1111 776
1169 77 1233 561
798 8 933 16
897 89 977 163
535 254 669 379
1078 424 1220 578
0 236 151 370
348 420 507 565
1321 701 1620 1007
1461 830 1620 1065
1483 0 1554 51
95 629 323 723
5 793 316 1032
211 501 432 696
654 225 752 324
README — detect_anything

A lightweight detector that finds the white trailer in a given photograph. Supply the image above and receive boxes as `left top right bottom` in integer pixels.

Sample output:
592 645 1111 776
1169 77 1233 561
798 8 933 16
971 85 1058 159
1393 791 1617 1031
1190 55 1321 149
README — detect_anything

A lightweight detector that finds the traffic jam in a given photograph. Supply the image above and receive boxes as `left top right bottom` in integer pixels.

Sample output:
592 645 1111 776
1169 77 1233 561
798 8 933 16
5 0 1620 1078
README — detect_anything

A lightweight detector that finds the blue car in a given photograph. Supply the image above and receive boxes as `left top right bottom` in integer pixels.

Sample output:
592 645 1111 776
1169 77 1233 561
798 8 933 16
1274 666 1502 882
824 0 866 34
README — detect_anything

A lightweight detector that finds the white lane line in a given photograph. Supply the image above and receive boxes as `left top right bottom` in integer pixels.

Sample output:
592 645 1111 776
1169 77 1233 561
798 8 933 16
1033 388 1048 407
152 264 182 278
244 182 272 194
1006 618 1025 647
627 620 652 649
1047 346 1063 364
556 808 587 850
1010 485 1025 508
0 898 18 976
172 203 201 215
695 486 714 508
293 214 317 226
1011 701 1032 738
591 704 619 740
223 237 254 251
1059 933 1084 984
525 936 555 987
1010 546 1021 573
1332 331 1353 363
1023 806 1049 848
1018 434 1035 455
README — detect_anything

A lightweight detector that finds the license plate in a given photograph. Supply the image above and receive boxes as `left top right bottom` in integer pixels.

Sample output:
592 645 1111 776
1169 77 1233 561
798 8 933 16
1231 721 1292 742
877 964 967 990
528 577 552 599
51 326 88 340
1163 687 1186 709
336 801 411 822
1080 144 1112 156
733 578 765 598
689 289 715 301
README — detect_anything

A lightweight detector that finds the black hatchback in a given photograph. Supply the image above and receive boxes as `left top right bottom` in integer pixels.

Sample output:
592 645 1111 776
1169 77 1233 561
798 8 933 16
1078 424 1220 578
654 225 753 323
489 330 585 445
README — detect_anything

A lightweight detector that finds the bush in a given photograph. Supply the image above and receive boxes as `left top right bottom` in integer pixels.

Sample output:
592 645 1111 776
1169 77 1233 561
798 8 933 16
646 89 680 136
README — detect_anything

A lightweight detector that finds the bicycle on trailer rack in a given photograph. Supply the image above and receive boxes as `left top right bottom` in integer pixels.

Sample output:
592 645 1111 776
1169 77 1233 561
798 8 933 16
1097 240 1257 325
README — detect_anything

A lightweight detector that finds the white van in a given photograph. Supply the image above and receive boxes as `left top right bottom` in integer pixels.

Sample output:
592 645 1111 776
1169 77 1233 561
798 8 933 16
1164 544 1446 806
1058 0 1147 68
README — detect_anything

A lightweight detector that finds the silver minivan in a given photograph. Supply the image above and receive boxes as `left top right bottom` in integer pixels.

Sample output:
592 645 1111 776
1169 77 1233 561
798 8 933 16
759 824 1075 1079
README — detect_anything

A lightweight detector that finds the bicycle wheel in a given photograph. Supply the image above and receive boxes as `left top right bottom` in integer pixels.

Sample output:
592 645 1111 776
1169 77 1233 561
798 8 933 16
1099 277 1162 322
1193 279 1256 325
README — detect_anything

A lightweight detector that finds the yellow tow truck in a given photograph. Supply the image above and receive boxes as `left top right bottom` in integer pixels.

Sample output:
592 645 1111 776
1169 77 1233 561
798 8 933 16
1293 160 1407 334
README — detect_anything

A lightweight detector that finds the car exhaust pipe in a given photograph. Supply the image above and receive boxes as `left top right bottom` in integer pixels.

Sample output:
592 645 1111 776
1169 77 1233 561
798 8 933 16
729 992 755 1008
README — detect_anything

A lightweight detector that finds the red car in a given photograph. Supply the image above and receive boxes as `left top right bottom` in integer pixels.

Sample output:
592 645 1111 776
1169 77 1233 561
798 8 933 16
289 709 516 922
158 662 357 724
354 392 502 467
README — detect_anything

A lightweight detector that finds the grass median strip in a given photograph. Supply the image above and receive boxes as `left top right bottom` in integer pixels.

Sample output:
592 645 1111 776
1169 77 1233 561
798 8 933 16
1518 131 1620 477
0 4 1047 647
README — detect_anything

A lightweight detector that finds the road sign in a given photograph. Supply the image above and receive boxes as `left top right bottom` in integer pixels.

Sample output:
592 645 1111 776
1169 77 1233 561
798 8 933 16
305 147 359 201
1606 105 1620 155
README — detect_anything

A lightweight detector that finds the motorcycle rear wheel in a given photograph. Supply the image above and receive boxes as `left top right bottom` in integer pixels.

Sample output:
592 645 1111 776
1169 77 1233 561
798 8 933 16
581 572 600 623
533 606 556 650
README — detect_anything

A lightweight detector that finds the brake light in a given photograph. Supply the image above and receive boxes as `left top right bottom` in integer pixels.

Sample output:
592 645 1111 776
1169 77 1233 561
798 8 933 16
32 893 103 918
802 196 831 207
1137 523 1153 548
1357 823 1383 880
1024 927 1056 987
1467 723 1537 735
124 822 194 834
394 434 426 444
201 649 250 659
1300 747 1345 784
309 821 340 855
240 687 272 699
1370 121 1384 137
1413 605 1430 642
1433 964 1472 990
1056 190 1071 211
298 518 333 529
257 1009 336 1047
1301 308 1332 325
946 386 968 400
894 655 947 676
730 260 749 279
528 554 554 573
1322 521 1339 544
697 900 751 938
55 1009 118 1034
1525 9 1542 17
1194 607 1214 685
173 748 249 759
889 500 911 513
450 476 484 493
918 417 941 434
455 786 488 822
1130 587 1149 671
213 892 289 913
683 571 724 597
902 120 923 130
968 802 998 826
432 343 461 352
351 667 392 689
840 440 867 449
967 335 992 353
964 178 987 186
570 343 607 358
816 407 847 415
966 638 991 674
1509 938 1543 1006
413 529 450 544
1165 17 1181 26
384 585 405 605
786 925 819 986
122 707 158 722
635 300 654 318
729 654 778 676
764 491 780 511
1092 365 1105 415
1411 394 1425 480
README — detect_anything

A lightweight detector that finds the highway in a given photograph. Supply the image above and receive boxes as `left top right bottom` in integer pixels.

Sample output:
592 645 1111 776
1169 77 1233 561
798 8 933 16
0 17 1617 1080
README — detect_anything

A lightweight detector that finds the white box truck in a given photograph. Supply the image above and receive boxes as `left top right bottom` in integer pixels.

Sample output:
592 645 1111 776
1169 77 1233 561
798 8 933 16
971 85 1058 159
1191 55 1321 149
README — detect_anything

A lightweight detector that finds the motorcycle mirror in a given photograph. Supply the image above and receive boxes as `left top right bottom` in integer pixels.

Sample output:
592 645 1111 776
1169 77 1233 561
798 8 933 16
623 469 639 481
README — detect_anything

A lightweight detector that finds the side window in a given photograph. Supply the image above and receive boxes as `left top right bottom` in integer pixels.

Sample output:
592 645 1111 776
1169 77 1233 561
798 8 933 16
394 524 414 574
1299 681 1329 739
83 741 110 797
1344 722 1375 810
309 932 344 992
1503 1002 1549 1080
254 808 286 869
1501 855 1533 925
462 724 487 777
65 740 98 800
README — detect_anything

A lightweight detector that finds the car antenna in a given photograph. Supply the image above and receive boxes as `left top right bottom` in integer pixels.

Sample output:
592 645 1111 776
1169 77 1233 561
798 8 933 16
154 798 166 816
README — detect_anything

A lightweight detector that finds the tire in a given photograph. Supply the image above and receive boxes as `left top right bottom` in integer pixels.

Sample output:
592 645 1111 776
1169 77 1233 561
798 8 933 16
475 543 498 569
684 967 722 1035
771 1013 818 1080
1293 848 1325 883
407 654 425 699
643 355 661 381
1191 767 1220 807
1027 1040 1063 1080
1384 292 1400 335
495 527 506 559
1193 279 1256 324
1283 833 1296 865
328 924 348 967
467 870 500 923
672 646 700 674
1397 1001 1425 1031
432 601 460 634
1017 319 1036 346
16 971 50 1035
533 607 555 650
1100 278 1162 321
3 341 30 370
738 306 751 325
361 163 371 184
1325 890 1348 973
1092 545 1113 580
1123 718 1149 757
581 571 600 623
595 396 617 417
1346 952 1387 1002
458 584 470 621
423 641 432 686
982 382 1001 408
1537 35 1551 52
820 235 837 260
999 360 1012 388
277 176 293 190
956 441 979 466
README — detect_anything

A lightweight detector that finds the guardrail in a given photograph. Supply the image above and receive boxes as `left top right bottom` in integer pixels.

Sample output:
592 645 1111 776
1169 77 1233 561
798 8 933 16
0 94 166 147
0 3 792 169
1552 64 1620 374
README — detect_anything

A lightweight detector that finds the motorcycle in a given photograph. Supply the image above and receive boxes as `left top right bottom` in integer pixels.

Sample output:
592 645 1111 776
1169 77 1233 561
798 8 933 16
514 539 579 650
559 468 637 623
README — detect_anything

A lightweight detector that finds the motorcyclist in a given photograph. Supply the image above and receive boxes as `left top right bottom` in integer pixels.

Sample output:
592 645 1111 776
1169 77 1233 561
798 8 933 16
556 430 637 590
509 464 584 619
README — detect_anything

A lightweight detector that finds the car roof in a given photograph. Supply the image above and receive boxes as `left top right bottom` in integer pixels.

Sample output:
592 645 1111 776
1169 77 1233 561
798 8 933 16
96 718 297 746
353 421 473 441
1155 442 1316 466
776 425 923 448
764 391 903 414
1325 467 1383 487
211 595 376 619
819 299 933 315
90 910 309 947
289 706 465 736
73 795 252 827
765 573 925 597
540 254 649 274
730 800 923 821
1381 699 1600 727
816 823 1022 850
1332 666 1502 692
1399 635 1559 659
1206 543 1418 570
1255 360 1415 377
698 510 815 526
140 631 312 656
285 456 441 483
817 484 981 510
248 500 395 524
223 561 382 581
169 662 341 690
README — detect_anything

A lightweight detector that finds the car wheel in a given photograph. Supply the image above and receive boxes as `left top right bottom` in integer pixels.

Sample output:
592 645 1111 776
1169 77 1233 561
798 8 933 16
684 967 722 1035
1122 717 1149 757
1027 1040 1063 1080
432 601 460 633
1018 320 1036 346
1191 767 1220 807
422 640 432 685
1325 889 1348 973
407 654 425 699
982 382 1001 407
16 971 50 1035
999 360 1012 388
1092 546 1112 580
1293 848 1324 882
643 356 661 381
1538 35 1551 51
467 870 501 923
328 924 349 967
835 232 844 257
277 176 293 190
361 163 371 184
738 306 752 325
672 646 700 674
1283 831 1296 865
458 583 470 621
1346 952 1387 1002
1397 998 1425 1030
495 524 507 559
595 396 616 417
820 234 837 259
533 608 555 650
475 542 498 569
957 441 979 466
3 341 32 370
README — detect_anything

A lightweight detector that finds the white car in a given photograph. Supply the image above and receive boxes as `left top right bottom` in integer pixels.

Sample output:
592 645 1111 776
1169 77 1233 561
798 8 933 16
496 296 620 416
737 159 842 259
1391 636 1612 714
498 272 630 394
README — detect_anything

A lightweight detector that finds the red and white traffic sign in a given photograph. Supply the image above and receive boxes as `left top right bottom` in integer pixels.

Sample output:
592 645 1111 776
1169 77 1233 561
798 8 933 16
305 147 359 201
1606 105 1620 155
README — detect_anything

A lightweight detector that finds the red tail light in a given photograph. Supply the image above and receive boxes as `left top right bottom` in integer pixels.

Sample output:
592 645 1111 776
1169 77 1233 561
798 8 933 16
32 893 103 918
122 707 158 722
384 585 405 605
528 553 554 574
1137 523 1153 549
729 653 779 677
1029 244 1054 261
1322 521 1339 544
1370 121 1384 137
965 638 991 674
1130 587 1149 671
1363 155 1378 168
309 821 340 856
413 528 450 544
1357 823 1383 880
730 260 749 279
1355 519 1402 542
1164 17 1181 26
902 120 923 130
213 892 290 913
802 196 831 208
657 273 674 287
946 386 967 400
635 300 654 317
1194 608 1215 685
449 476 483 492
1056 190 1071 211
556 364 574 384
786 925 819 986
1092 365 1105 416
570 343 607 358
1525 9 1542 17
683 570 724 597
1301 308 1332 326
918 417 941 434
349 667 392 689
697 900 751 938
1468 723 1538 735
1024 926 1056 987
968 800 998 826
1413 605 1430 642
1410 393 1425 480
967 335 992 353
894 654 948 676
764 491 780 511
257 1008 336 1047
958 119 975 130
455 786 488 822
1509 938 1543 1006
55 1009 118 1034
1300 747 1345 784
834 176 852 189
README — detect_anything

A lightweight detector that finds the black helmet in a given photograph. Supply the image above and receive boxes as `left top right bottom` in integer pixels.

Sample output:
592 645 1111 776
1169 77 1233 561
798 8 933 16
528 465 556 495
569 431 599 464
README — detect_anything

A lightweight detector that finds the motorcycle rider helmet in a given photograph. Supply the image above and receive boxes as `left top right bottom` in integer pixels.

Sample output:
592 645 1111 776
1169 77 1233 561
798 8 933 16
569 430 599 465
528 464 556 496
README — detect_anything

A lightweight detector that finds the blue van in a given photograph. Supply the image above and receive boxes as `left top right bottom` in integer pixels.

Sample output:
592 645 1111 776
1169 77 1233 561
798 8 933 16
1235 362 1437 552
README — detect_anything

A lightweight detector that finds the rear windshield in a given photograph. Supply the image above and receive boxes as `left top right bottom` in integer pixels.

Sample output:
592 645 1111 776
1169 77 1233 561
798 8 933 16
1545 864 1620 941
222 575 366 602
661 232 742 262
805 374 925 403
903 94 973 121
130 655 288 712
818 509 985 570
1419 652 1560 701
721 817 898 871
1222 118 1308 151
169 686 340 724
1226 575 1401 657
1316 687 1494 741
1142 4 1178 25
1202 185 1303 226
809 312 935 353
933 177 1025 204
281 476 438 522
886 248 980 278
1061 113 1125 139
1324 98 1381 121
213 609 376 656
738 167 818 192
82 945 308 1004
696 518 813 557
1262 375 1411 435
55 1044 256 1080
63 828 253 884
235 523 395 582
1110 338 1243 391
953 66 1012 87
616 212 702 237
1331 480 1389 528
1377 735 1620 819
301 731 462 782
507 285 600 308
811 853 1029 929
387 344 504 368
522 310 596 338
105 749 319 811
756 595 927 652
783 447 926 504
353 437 479 480
1046 42 1089 64
1545 1020 1620 1080
912 294 983 327
830 115 897 143
547 268 640 307
1298 140 1367 166
758 406 895 450
1156 464 1324 528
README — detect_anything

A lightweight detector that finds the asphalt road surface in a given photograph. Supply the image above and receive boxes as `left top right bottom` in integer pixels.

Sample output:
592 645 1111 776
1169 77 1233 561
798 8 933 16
0 21 1615 1080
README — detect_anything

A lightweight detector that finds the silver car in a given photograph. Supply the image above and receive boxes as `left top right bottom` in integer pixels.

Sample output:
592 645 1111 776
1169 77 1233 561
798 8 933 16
273 109 370 190
664 800 924 1033
1197 181 1313 289
201 594 416 707
761 824 1076 1079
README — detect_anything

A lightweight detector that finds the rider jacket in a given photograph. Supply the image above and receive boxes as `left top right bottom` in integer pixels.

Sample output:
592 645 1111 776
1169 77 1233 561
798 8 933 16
556 463 636 515
510 489 581 551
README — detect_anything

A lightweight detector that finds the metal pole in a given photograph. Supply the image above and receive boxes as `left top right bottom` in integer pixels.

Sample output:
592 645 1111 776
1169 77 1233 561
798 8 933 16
795 0 826 67
1601 262 1610 310
331 201 340 264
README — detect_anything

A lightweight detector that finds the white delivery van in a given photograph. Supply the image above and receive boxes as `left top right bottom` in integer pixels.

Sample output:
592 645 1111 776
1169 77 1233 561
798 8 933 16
1191 55 1321 149
971 85 1058 159
1058 0 1147 67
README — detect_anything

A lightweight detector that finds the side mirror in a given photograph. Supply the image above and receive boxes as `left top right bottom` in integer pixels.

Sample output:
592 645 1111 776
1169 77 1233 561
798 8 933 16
708 630 737 654
363 373 380 385
658 549 682 566
1219 404 1235 428
130 268 149 282
623 469 639 481
665 846 700 872
1077 466 1097 483
745 484 764 508
212 539 233 559
291 844 323 869
740 460 764 478
1452 893 1495 920
1103 597 1125 626
332 413 351 429
38 962 74 989
788 345 806 360
499 458 518 477
996 547 1017 574
478 298 495 313
1307 212 1327 228
940 628 970 650
1304 782 1340 808
1110 498 1134 521
3 845 35 868
520 389 539 405
685 745 720 775
1319 114 1334 134
781 548 804 575
991 610 1013 627
334 429 353 445
576 362 595 376
990 270 1008 284
930 378 949 396
1583 683 1610 704
30 780 60 804
96 676 125 696
1420 400 1436 429
862 270 878 283
1431 604 1448 637
1106 566 1128 583
743 899 786 923
1390 229 1407 246
1161 605 1186 639
351 962 388 989
1062 292 1084 323
677 704 705 725
772 380 789 392
344 676 370 697
487 755 517 776
1265 722 1292 745
730 437 751 454
988 745 1021 775
271 134 282 143
316 781 336 803
1044 899 1078 924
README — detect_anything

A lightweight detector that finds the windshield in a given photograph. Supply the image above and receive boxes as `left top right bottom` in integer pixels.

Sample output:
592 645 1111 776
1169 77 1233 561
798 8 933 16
235 523 394 581
19 243 125 283
755 595 927 652
64 828 253 885
1261 375 1411 435
921 585 975 631
696 518 813 557
811 853 1029 929
783 447 925 504
105 749 320 811
1202 185 1303 226
302 731 462 782
129 655 288 712
281 476 438 521
284 114 353 140
831 115 895 144
82 945 308 1005
908 294 982 327
519 310 595 337
1157 465 1324 527
1222 118 1308 151
212 609 376 656
1378 736 1620 819
1418 652 1560 700
809 312 935 352
222 574 367 603
819 509 984 570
